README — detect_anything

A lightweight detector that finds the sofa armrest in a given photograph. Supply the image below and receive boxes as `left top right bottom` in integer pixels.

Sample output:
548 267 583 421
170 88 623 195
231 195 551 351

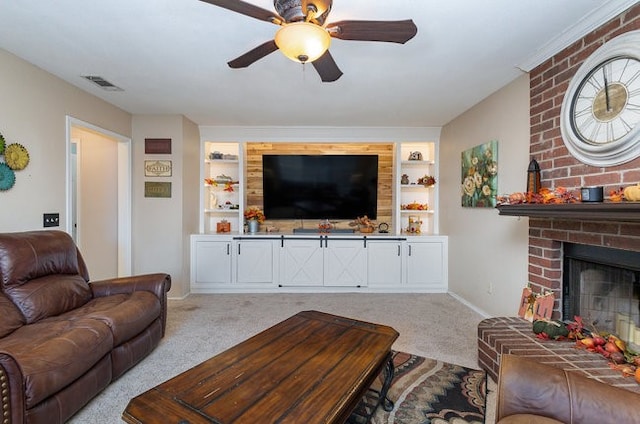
0 353 26 424
496 354 640 424
90 273 171 335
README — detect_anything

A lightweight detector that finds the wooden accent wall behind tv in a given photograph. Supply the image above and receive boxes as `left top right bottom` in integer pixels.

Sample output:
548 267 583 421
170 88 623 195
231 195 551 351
246 142 394 232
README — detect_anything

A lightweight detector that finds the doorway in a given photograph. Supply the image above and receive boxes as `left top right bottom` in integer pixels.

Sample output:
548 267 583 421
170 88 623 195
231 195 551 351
66 116 132 278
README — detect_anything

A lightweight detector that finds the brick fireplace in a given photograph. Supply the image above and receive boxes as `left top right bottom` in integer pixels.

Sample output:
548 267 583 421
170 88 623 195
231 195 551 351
478 5 640 387
527 3 640 317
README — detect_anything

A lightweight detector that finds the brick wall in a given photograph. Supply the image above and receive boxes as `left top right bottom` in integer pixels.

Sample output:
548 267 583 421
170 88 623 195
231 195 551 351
527 4 640 317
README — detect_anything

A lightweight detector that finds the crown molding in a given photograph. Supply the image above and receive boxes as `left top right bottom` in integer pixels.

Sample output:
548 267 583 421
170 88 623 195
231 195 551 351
517 0 639 72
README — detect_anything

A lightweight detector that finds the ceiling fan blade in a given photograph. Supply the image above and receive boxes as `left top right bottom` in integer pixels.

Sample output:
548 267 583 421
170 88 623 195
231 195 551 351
198 0 282 24
327 19 418 44
312 51 343 82
228 40 279 69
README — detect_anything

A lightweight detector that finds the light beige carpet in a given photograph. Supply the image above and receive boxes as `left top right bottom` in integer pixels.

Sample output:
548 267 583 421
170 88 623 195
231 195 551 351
69 293 496 423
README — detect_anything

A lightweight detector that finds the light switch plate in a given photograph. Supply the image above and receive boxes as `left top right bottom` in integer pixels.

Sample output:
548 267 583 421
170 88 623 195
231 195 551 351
43 213 60 227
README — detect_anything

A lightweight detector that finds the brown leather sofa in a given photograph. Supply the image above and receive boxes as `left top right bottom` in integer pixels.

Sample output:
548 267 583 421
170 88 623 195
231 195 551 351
0 230 171 424
496 354 640 424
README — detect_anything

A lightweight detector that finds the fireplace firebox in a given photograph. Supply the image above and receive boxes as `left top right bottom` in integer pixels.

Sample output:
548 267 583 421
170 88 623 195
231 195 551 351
563 243 640 346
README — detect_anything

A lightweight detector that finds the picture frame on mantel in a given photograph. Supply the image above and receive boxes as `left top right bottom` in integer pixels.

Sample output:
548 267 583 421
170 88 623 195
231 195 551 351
461 140 498 208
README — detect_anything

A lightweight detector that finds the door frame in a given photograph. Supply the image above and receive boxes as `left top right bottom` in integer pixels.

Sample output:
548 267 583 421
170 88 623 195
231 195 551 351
65 116 132 276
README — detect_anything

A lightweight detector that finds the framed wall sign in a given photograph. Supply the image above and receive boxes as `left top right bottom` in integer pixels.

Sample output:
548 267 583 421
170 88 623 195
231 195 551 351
144 160 172 177
144 182 171 198
144 138 172 154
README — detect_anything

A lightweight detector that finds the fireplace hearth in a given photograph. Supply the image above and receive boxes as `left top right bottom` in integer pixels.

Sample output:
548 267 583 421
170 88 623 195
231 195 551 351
563 243 640 346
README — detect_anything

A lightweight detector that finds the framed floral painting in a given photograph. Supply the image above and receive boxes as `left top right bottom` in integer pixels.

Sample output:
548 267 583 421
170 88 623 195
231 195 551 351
461 140 498 207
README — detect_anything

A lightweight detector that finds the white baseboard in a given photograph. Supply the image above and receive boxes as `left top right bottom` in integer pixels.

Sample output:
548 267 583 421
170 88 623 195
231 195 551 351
448 291 492 318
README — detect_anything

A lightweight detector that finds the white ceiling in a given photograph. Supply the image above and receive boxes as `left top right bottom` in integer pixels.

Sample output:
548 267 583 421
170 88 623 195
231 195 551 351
0 0 636 127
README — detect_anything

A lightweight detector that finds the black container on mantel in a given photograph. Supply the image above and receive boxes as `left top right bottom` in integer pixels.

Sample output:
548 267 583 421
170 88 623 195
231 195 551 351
580 186 604 202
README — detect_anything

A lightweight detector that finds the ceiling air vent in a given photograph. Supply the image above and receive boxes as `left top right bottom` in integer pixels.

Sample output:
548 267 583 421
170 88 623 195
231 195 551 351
81 75 123 91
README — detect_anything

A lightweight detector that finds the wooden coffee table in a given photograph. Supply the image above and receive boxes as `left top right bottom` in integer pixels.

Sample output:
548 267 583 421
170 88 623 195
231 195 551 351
122 310 398 424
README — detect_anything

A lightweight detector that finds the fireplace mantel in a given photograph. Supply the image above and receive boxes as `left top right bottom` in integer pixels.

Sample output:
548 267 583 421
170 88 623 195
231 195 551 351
496 202 640 222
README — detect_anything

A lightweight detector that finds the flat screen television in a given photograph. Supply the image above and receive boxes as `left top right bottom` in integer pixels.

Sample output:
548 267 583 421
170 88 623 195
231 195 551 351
262 154 378 220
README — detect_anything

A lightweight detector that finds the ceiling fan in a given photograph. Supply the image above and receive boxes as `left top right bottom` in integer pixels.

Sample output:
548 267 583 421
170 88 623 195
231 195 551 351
199 0 418 82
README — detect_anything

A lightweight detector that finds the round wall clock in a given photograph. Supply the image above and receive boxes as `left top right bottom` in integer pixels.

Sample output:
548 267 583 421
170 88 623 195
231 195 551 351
560 30 640 167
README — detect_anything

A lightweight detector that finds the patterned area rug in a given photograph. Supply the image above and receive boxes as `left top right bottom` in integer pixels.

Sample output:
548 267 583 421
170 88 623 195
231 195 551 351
370 351 487 424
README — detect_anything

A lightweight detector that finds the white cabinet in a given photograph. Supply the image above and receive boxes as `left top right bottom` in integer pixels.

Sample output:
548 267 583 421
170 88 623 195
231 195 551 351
397 142 438 235
367 240 403 287
279 239 324 286
234 239 275 284
191 237 232 286
405 237 447 290
279 237 367 287
191 235 447 293
324 239 367 287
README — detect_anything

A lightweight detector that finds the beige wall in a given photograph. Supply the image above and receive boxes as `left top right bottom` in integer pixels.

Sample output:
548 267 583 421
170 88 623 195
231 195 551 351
0 48 131 232
440 74 530 317
1 44 531 310
131 115 200 298
71 127 119 280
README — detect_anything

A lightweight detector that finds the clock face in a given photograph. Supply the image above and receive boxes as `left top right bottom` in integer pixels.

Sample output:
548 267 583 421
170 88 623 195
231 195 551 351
560 30 640 167
570 56 640 145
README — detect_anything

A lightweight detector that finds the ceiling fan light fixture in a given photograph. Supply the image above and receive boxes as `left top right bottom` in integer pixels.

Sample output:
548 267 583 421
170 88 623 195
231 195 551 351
275 22 331 64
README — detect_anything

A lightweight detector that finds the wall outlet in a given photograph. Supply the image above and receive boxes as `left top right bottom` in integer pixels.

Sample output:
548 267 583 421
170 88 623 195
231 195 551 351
487 282 493 294
43 213 60 227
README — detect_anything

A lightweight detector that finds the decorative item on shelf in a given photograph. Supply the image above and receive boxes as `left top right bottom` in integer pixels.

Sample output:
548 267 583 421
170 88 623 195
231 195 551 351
406 215 422 234
209 151 223 160
216 220 231 233
496 187 580 205
417 175 436 187
318 219 333 233
244 206 265 234
623 184 640 201
247 219 259 233
580 186 604 203
378 222 389 233
408 151 423 161
526 158 541 194
209 190 218 210
204 175 237 192
349 216 375 233
401 174 409 185
401 201 428 211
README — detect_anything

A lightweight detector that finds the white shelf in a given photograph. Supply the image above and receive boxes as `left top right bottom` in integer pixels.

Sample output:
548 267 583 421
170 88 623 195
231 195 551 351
400 209 434 214
400 160 435 166
397 142 438 235
400 184 435 189
205 209 240 214
200 142 244 234
205 159 239 164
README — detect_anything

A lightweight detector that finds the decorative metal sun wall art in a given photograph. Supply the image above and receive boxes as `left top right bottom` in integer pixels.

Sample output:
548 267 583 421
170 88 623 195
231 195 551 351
0 132 30 191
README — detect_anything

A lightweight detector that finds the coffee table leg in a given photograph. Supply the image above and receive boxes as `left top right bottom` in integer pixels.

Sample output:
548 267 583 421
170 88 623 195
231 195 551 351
380 352 395 412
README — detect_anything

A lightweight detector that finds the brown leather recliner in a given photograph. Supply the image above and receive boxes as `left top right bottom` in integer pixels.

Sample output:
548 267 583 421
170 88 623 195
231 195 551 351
496 354 640 424
0 230 171 424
